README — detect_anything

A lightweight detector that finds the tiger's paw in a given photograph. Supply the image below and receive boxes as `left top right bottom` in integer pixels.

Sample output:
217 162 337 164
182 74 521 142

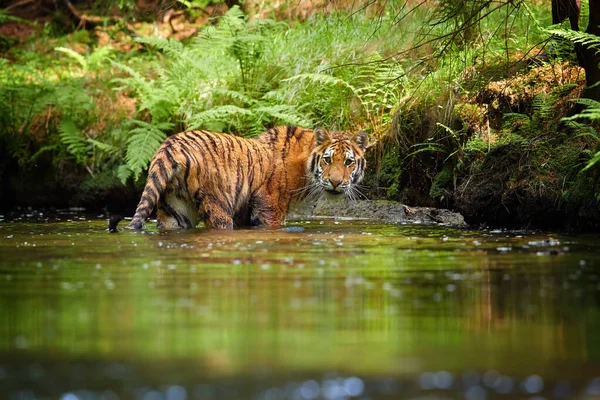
125 220 144 230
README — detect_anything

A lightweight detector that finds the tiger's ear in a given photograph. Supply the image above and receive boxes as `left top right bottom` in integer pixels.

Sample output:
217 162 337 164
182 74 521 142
314 127 331 146
355 131 369 150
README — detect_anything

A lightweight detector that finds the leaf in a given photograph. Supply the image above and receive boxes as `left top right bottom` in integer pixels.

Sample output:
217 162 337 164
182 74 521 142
136 36 185 58
284 73 357 93
87 46 114 70
125 120 170 181
546 28 600 52
30 144 59 162
187 105 255 130
117 164 133 185
88 138 118 154
59 119 88 164
582 151 600 172
211 87 258 106
55 47 87 70
254 105 311 127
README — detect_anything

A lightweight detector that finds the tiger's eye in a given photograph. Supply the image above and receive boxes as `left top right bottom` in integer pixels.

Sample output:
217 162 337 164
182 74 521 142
323 156 332 164
345 158 354 166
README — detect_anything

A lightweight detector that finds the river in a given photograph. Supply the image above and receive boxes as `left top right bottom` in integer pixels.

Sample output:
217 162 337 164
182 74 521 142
1 212 600 399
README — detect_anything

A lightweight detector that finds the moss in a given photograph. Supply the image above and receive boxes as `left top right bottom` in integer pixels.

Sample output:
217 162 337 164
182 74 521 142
452 124 600 230
374 145 403 200
386 182 400 199
429 164 454 201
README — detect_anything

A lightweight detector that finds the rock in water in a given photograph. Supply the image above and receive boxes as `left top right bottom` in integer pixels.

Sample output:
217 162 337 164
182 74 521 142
287 198 466 227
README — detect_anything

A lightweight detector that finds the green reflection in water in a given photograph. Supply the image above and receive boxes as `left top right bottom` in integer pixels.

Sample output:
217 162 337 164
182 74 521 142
1 218 600 398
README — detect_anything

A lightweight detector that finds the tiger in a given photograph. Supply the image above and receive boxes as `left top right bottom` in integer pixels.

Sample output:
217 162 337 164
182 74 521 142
109 125 368 231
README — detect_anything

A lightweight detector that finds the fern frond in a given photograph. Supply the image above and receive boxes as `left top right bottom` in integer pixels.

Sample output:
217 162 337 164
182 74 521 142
284 73 357 93
194 6 247 51
562 98 600 121
405 142 448 159
0 9 28 24
59 119 88 164
583 151 600 171
503 112 530 123
211 87 258 106
117 164 133 185
55 47 87 70
187 105 255 130
87 138 118 154
87 46 114 70
30 144 59 162
254 105 311 127
136 36 185 58
546 28 600 51
110 60 153 93
125 120 170 181
139 95 179 122
571 98 600 109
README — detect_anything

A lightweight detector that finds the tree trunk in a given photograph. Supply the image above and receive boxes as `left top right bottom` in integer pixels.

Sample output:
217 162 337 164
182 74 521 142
579 0 600 101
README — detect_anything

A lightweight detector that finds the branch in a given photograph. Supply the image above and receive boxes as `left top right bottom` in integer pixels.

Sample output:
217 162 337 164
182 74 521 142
5 0 36 11
62 0 142 36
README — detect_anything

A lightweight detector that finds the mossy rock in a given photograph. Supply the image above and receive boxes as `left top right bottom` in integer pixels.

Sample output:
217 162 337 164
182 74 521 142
288 197 466 227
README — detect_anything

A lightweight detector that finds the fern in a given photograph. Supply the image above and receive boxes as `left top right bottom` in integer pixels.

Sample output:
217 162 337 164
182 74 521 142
254 105 311 127
87 138 118 154
123 120 171 182
211 87 258 106
562 98 600 121
545 28 600 51
136 36 185 57
117 164 133 185
583 151 600 171
55 47 87 70
87 46 114 71
560 98 600 172
187 105 255 131
284 73 357 93
0 9 27 24
59 119 89 165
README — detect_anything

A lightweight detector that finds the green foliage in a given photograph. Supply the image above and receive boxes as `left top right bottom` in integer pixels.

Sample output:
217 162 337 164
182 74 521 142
55 46 114 73
124 120 171 182
545 28 600 50
562 98 600 172
112 6 409 180
8 0 598 222
58 120 89 165
0 9 27 24
430 164 454 201
0 26 125 184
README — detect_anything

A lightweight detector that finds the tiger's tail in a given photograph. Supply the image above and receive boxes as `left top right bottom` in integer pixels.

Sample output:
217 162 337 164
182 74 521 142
126 150 177 230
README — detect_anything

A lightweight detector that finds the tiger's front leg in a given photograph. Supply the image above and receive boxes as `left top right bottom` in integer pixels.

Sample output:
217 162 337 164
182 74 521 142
250 195 286 227
201 197 234 229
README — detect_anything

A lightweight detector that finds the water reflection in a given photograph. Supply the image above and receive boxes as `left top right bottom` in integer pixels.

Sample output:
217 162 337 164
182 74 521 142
1 219 600 399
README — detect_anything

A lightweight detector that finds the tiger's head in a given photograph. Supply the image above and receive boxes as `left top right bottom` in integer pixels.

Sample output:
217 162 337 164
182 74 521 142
307 127 369 199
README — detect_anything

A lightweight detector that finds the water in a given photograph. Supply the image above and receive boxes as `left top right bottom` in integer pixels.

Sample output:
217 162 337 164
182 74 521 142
1 213 600 399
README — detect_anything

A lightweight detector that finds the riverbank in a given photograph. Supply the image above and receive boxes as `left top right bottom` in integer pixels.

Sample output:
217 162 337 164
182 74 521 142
1 1 599 231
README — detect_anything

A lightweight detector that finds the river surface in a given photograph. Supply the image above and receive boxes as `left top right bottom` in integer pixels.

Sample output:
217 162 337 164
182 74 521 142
1 213 600 400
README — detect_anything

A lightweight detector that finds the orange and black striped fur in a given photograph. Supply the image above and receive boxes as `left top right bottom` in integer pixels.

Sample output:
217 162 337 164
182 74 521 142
117 126 368 230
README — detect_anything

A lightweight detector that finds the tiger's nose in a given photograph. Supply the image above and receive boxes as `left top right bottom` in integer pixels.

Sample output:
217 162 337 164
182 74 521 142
329 178 342 189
